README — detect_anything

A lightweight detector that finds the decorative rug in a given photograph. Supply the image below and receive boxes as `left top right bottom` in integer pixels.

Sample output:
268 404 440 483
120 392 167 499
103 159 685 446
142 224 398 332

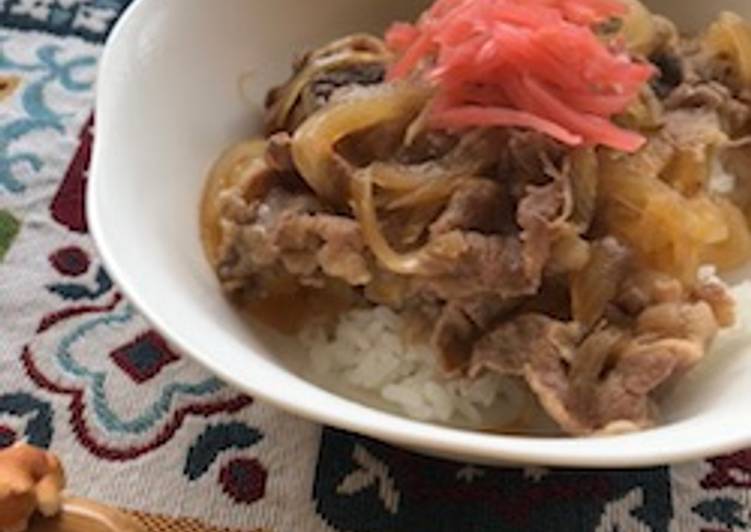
1 2 750 531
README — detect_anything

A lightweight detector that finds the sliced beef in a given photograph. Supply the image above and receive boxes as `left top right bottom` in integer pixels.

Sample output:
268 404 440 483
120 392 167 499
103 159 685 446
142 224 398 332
275 213 371 286
666 80 730 110
524 324 619 435
663 108 727 150
570 237 632 328
216 186 319 292
424 173 571 373
634 300 719 367
265 132 295 173
422 232 533 299
430 179 512 236
470 267 727 435
616 270 684 316
431 304 477 374
470 314 579 378
216 185 371 296
694 279 736 328
422 176 568 300
665 81 751 134
663 37 751 134
431 295 521 374
588 300 718 430
501 131 566 199
470 300 719 435
517 177 569 268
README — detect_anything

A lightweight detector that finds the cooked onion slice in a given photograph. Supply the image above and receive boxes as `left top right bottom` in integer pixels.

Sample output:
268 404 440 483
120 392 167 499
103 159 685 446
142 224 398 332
571 238 630 328
350 169 432 275
267 34 392 132
704 12 751 87
291 83 431 205
200 138 268 265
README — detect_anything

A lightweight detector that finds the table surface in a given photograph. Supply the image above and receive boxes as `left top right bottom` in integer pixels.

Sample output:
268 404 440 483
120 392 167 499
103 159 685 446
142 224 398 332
1 1 750 531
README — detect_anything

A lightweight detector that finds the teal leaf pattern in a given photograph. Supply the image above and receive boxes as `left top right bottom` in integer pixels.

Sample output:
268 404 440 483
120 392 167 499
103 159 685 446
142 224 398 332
693 498 747 529
185 423 263 481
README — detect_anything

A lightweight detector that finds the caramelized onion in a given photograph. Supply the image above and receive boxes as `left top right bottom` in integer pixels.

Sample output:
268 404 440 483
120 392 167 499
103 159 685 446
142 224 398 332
704 12 751 87
569 148 599 232
617 0 659 55
549 228 591 274
571 238 631 328
702 198 751 270
597 112 740 283
387 131 503 209
600 162 729 283
365 161 435 191
200 138 268 265
266 34 392 132
616 86 664 132
292 83 432 205
350 169 432 275
387 176 462 210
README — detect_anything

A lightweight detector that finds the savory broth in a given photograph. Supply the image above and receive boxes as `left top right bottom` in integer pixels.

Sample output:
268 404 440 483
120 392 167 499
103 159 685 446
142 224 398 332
239 282 356 335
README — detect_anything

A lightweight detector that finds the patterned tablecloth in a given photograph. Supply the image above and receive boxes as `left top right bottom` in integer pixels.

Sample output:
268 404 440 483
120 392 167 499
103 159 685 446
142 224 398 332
1 2 750 531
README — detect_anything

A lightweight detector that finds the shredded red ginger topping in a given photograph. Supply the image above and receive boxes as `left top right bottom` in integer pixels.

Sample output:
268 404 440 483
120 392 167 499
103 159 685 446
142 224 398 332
385 0 655 152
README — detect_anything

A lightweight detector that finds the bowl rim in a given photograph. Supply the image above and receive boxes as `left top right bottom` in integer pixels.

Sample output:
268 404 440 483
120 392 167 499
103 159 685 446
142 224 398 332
88 0 751 468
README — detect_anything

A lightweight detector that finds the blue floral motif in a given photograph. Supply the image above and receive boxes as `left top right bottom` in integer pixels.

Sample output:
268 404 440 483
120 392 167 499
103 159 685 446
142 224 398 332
0 392 54 448
184 422 263 481
48 265 112 300
0 35 96 193
0 0 132 43
54 303 227 435
693 498 747 530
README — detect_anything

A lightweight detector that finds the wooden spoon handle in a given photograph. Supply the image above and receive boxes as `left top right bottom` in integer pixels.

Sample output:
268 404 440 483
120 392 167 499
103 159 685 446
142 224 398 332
29 497 146 532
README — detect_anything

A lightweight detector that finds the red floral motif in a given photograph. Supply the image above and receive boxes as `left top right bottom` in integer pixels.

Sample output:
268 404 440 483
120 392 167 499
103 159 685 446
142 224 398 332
219 458 267 504
702 450 751 489
110 330 181 384
51 116 92 233
49 246 90 276
37 292 122 333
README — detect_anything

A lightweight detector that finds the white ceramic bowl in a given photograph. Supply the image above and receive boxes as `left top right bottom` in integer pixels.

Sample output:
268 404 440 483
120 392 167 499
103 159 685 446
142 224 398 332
90 0 751 467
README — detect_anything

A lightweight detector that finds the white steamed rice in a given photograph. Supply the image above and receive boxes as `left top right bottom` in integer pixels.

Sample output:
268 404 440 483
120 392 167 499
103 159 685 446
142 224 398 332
299 306 531 429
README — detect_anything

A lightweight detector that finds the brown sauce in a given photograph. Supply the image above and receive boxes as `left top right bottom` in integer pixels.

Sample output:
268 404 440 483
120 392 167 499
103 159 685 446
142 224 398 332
238 281 356 335
200 158 230 267
477 395 562 437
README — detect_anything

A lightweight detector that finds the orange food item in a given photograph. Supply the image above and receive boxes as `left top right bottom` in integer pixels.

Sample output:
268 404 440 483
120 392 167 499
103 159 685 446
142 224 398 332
0 443 65 532
385 0 654 152
429 104 583 145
